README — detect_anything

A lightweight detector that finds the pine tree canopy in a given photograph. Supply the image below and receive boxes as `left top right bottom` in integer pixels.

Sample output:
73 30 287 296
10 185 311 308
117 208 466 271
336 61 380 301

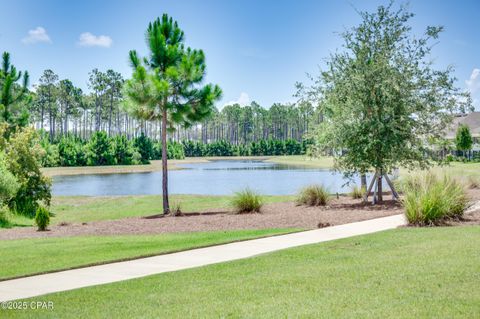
123 14 222 130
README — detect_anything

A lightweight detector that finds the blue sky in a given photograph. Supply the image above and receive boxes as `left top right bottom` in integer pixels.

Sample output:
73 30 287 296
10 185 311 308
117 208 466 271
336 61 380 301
1 0 479 109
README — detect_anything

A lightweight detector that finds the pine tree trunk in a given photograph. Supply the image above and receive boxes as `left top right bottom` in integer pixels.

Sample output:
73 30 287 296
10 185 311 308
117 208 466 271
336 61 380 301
40 105 44 130
108 93 113 136
49 113 53 141
161 106 170 214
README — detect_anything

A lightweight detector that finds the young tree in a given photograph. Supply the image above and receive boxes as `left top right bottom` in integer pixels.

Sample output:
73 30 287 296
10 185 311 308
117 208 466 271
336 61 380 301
455 124 473 159
310 3 471 203
124 14 222 214
0 52 30 128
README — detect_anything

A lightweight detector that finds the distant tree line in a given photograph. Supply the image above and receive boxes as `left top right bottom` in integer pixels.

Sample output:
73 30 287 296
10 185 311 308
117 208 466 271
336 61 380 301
30 69 321 144
39 132 312 167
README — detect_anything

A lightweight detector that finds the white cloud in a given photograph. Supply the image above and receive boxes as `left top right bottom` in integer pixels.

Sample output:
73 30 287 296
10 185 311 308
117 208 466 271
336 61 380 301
223 92 250 107
77 32 112 48
466 68 480 94
466 68 480 110
22 27 51 44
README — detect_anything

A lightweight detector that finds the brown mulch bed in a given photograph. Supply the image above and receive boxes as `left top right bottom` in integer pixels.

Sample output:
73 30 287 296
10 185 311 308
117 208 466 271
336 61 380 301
3 189 480 241
0 196 403 240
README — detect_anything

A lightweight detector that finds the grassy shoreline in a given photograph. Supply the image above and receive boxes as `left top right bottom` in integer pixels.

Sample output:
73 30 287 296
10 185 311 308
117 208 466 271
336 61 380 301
42 154 480 178
40 155 333 177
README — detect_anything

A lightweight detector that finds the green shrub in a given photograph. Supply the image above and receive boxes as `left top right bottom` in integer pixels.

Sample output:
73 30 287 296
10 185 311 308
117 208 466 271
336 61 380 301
0 207 11 228
86 131 114 166
167 141 185 159
152 141 185 160
35 206 50 231
296 184 330 206
0 125 52 217
58 135 84 166
132 150 142 164
134 133 153 164
182 140 206 157
39 137 60 167
350 185 365 199
231 188 263 213
205 140 233 156
112 135 136 165
0 152 19 204
402 172 468 225
233 144 250 156
285 139 302 155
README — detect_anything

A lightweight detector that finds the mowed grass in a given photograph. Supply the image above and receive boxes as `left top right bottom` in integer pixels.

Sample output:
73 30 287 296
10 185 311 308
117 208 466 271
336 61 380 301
9 194 294 226
5 226 480 318
268 154 480 178
0 228 297 280
267 155 334 168
41 156 277 177
430 161 480 178
40 158 208 177
40 155 480 178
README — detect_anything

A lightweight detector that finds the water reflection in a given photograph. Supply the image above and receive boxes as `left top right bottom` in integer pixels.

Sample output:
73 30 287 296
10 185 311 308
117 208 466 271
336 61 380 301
52 160 368 196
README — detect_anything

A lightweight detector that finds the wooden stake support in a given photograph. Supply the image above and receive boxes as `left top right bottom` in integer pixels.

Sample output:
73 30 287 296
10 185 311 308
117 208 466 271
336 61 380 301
363 171 399 203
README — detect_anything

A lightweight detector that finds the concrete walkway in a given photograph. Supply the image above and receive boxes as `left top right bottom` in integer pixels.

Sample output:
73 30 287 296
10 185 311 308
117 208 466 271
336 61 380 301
0 214 406 302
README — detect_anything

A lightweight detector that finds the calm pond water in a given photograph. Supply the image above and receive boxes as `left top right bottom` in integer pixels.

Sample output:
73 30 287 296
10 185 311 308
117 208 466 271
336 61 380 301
52 160 368 196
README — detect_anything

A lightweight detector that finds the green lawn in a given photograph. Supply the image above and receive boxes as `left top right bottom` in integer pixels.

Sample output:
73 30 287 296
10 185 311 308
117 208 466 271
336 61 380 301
0 228 297 280
267 155 334 168
267 155 480 179
5 226 479 318
431 161 480 178
6 194 294 227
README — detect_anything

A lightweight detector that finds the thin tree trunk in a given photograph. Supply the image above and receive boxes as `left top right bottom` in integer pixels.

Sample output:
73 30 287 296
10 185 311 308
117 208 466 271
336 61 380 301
108 93 113 136
161 107 170 214
49 112 53 141
377 169 383 203
40 105 44 130
361 173 367 190
65 113 68 135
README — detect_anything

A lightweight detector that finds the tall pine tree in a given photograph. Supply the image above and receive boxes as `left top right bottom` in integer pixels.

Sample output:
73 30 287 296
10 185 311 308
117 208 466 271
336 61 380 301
124 14 222 214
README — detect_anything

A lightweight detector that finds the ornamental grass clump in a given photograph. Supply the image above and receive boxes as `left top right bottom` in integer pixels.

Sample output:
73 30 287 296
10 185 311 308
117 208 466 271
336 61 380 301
296 184 330 206
402 172 468 226
231 188 263 214
350 185 365 199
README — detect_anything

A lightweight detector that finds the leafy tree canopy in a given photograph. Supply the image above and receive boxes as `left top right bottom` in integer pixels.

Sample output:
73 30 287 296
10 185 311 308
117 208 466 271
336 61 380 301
309 2 472 178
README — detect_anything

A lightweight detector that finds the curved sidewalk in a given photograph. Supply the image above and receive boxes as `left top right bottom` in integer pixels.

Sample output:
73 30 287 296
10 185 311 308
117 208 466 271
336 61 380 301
0 214 406 302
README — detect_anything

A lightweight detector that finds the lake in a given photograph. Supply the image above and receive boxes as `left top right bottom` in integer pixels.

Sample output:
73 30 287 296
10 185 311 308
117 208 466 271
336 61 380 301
52 160 368 196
